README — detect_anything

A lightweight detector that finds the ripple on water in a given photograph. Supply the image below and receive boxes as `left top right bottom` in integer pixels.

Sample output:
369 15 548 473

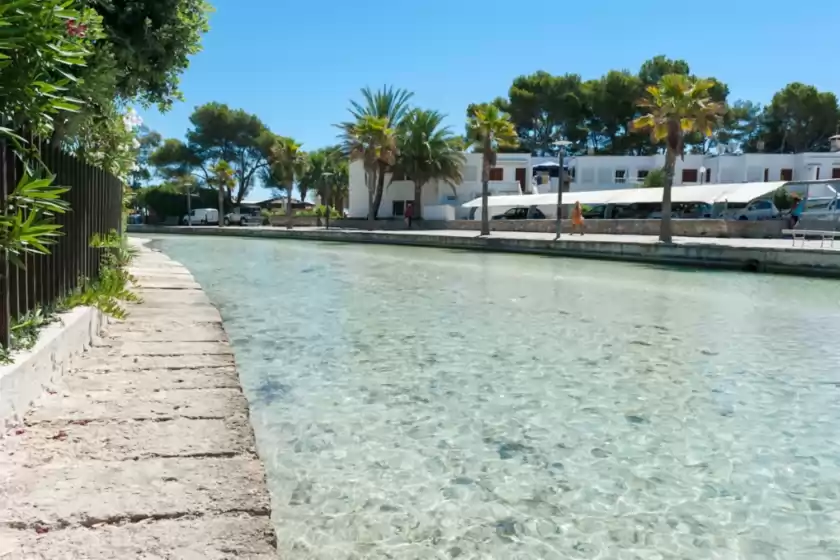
153 236 840 560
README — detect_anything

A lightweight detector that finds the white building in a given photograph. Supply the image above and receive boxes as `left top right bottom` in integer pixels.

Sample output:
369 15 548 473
567 150 840 192
348 137 840 219
348 153 533 220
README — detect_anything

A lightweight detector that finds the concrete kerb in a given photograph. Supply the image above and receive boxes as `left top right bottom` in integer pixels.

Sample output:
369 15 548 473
0 306 108 430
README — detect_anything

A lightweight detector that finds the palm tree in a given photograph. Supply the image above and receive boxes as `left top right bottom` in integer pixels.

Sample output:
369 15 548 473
632 74 725 243
210 160 235 226
467 104 519 235
270 136 308 229
300 146 349 213
337 85 413 218
392 109 465 220
340 115 397 222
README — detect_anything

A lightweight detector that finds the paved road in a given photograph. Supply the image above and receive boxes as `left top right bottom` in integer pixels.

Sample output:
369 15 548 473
0 243 275 558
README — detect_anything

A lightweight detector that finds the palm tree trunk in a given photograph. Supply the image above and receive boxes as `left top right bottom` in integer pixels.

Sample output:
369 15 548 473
367 171 376 223
286 182 293 229
371 163 386 219
480 162 490 236
218 183 224 228
414 181 423 220
661 149 676 243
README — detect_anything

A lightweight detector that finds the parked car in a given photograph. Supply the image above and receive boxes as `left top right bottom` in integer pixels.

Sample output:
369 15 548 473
723 199 779 221
181 208 219 225
492 206 547 220
801 197 840 219
224 205 262 226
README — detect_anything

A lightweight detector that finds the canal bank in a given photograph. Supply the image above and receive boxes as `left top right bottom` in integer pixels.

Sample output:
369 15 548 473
0 243 276 558
128 225 840 278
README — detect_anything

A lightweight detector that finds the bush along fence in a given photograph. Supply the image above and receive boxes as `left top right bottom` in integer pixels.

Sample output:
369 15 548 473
0 141 123 349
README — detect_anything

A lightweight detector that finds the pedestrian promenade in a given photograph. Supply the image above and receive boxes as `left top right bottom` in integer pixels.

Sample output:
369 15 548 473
0 243 275 558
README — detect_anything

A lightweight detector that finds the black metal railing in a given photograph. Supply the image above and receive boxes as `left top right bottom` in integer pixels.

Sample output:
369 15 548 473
0 142 123 347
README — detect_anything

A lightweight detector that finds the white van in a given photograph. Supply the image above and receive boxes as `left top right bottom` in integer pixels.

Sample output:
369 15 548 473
182 208 219 225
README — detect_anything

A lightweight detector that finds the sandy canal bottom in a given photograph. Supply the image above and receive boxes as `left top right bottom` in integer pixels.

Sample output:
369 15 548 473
151 235 840 560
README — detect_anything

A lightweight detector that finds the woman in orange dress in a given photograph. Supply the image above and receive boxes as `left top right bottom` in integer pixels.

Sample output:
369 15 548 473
571 200 585 235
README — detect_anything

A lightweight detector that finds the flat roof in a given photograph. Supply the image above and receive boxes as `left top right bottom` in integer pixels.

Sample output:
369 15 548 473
462 181 838 208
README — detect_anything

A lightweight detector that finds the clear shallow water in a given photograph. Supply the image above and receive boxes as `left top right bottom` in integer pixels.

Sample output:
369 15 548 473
151 235 840 560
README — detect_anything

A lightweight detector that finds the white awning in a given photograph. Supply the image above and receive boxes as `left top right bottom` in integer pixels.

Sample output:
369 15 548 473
461 181 803 208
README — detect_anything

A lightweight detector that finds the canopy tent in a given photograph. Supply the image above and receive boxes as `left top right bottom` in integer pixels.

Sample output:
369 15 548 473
461 181 837 209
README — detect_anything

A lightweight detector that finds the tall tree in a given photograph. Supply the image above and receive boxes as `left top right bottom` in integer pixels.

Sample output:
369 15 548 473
638 55 691 86
341 115 397 222
760 83 839 153
392 109 466 219
503 72 588 155
128 126 162 189
467 105 519 236
632 74 724 243
82 0 212 110
584 70 643 154
337 85 413 218
299 146 348 210
268 137 308 229
150 103 275 204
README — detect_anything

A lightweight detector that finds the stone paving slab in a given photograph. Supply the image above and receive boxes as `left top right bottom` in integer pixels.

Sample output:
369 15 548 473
121 306 221 322
0 515 277 559
131 288 212 306
65 366 240 392
87 340 233 356
27 388 247 423
74 351 234 372
0 244 275 556
98 323 227 342
6 417 254 464
0 457 270 529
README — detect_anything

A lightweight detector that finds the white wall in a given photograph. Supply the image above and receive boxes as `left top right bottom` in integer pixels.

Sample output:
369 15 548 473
570 152 840 192
347 152 533 219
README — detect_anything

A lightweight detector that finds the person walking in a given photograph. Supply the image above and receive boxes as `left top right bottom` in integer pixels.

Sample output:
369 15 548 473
571 200 585 235
789 196 805 229
404 202 414 229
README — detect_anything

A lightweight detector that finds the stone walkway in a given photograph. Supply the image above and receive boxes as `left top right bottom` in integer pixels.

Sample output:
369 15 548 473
0 244 276 558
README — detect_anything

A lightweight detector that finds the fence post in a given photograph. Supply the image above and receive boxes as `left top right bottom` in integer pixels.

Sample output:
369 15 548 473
0 143 11 348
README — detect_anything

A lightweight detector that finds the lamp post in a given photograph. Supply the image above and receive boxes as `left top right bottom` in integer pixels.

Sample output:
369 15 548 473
322 172 334 230
553 140 572 240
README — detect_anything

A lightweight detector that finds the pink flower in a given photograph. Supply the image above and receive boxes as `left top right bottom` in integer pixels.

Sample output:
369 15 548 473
65 19 87 38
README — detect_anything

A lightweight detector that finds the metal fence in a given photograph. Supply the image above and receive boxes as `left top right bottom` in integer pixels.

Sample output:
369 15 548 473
0 142 123 347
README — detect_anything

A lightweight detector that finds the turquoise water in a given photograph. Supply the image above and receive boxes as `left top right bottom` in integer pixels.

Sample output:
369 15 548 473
151 235 840 560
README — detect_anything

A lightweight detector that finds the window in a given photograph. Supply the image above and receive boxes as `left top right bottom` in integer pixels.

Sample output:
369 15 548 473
682 169 699 183
754 200 772 210
614 169 628 184
636 169 649 181
763 168 769 182
706 168 712 183
833 167 840 179
392 200 405 216
489 168 503 181
780 168 793 181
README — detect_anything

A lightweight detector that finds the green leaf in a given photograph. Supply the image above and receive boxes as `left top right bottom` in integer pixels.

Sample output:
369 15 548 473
50 100 81 112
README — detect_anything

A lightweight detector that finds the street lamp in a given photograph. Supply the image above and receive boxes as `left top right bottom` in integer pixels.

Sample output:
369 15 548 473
321 172 334 230
553 140 572 240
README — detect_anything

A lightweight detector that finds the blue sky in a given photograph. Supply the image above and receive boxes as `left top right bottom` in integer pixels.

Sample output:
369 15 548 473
139 0 840 199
